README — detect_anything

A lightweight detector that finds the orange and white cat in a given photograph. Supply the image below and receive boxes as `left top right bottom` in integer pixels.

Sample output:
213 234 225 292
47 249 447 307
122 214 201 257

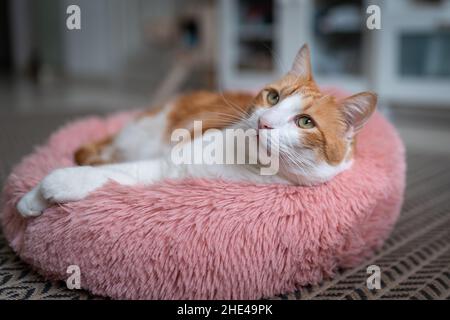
17 44 377 217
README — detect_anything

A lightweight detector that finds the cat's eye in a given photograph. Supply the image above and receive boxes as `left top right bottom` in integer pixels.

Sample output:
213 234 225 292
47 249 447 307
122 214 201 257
296 115 315 129
266 90 279 105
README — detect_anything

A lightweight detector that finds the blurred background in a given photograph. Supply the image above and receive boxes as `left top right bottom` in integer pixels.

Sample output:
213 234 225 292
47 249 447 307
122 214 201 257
0 0 450 152
0 0 449 151
1 0 450 107
1 0 450 300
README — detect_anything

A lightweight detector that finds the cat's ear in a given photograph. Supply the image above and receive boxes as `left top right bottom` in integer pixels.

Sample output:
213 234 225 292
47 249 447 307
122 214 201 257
289 44 312 80
339 92 377 136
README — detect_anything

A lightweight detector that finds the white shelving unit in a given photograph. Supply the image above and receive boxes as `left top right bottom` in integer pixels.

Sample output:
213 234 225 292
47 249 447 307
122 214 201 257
218 0 276 90
371 0 450 106
218 0 368 92
219 0 450 107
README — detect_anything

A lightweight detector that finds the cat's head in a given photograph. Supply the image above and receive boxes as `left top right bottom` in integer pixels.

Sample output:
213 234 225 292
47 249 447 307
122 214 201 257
249 44 377 185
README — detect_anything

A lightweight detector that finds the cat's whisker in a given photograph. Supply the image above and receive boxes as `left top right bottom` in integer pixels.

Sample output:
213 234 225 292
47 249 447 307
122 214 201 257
192 113 253 128
218 92 251 118
275 138 313 176
200 106 253 124
262 43 289 75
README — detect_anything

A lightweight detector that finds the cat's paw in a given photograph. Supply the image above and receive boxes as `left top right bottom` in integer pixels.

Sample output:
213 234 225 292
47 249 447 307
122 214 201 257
17 186 48 217
40 167 107 203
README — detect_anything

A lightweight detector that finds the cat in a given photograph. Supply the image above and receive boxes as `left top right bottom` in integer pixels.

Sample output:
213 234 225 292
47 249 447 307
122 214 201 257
17 44 377 217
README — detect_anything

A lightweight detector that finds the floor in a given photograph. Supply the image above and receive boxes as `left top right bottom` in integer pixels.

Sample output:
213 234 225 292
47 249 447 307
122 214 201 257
0 100 449 299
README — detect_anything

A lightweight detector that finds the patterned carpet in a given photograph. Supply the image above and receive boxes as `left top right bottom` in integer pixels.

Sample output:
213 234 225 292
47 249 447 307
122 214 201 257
0 114 449 300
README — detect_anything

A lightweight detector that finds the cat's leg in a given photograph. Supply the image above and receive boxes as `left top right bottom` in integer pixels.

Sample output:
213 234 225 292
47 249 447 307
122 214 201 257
16 185 48 217
17 159 169 217
75 107 168 166
74 135 116 166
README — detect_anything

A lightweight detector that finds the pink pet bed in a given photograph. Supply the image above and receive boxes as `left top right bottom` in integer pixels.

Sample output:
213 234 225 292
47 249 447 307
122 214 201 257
1 100 406 299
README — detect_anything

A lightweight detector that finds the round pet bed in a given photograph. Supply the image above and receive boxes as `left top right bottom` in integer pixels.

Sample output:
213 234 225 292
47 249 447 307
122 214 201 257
1 99 406 299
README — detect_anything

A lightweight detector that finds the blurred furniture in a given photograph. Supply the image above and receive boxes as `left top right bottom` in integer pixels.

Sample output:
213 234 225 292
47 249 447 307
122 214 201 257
372 0 450 106
219 0 450 107
218 0 370 91
5 0 217 113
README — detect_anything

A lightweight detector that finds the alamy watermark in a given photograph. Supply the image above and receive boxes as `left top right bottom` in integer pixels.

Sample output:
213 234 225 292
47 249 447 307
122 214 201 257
65 3 381 31
366 5 381 30
66 5 81 30
66 265 81 290
366 265 381 290
170 121 280 175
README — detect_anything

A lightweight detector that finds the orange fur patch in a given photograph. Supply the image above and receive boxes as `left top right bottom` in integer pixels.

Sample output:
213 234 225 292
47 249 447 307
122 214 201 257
165 91 254 138
74 136 115 166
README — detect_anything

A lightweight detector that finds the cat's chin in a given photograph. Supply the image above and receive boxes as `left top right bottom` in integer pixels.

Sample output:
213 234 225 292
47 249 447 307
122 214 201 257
280 159 353 186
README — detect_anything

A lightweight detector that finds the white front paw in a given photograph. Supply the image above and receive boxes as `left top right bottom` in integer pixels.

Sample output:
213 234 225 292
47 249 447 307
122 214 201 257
40 167 107 203
17 186 48 217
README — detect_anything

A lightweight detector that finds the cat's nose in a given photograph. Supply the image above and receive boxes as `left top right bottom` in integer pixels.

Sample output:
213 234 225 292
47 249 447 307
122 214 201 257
258 118 273 130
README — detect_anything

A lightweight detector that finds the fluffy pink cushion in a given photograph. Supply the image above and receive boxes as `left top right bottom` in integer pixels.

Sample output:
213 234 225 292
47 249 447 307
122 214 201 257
1 100 405 299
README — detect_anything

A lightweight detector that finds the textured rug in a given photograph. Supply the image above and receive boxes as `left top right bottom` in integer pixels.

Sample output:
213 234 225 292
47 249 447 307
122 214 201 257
0 113 449 300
